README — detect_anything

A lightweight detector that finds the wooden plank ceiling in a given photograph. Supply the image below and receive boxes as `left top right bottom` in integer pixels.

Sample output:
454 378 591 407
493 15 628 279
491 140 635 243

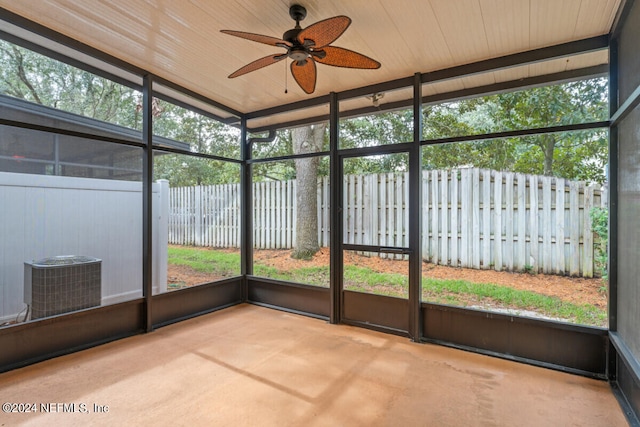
0 0 621 127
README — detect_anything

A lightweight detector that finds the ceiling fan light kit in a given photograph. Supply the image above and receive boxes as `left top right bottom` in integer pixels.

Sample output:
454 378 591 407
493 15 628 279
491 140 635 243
221 4 381 94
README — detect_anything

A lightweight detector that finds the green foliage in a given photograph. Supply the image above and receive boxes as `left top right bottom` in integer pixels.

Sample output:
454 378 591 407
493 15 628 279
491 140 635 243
421 78 609 184
154 154 240 186
333 78 608 184
152 99 243 185
423 102 474 139
590 207 609 281
0 40 242 186
422 137 518 172
251 130 293 160
252 159 297 183
0 40 141 129
253 264 329 287
344 265 408 289
250 127 331 182
252 127 330 160
153 99 241 159
343 152 408 176
340 110 414 147
339 110 412 175
1 38 609 186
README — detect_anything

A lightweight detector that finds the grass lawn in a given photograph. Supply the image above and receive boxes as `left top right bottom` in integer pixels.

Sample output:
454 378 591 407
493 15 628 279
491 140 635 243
168 245 240 275
168 246 607 327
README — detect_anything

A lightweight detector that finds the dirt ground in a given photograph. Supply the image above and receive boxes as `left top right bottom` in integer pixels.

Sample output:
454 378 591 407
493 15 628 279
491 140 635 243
168 247 607 309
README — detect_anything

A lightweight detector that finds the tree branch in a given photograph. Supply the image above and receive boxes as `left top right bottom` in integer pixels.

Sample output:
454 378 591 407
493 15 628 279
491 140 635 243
11 46 42 104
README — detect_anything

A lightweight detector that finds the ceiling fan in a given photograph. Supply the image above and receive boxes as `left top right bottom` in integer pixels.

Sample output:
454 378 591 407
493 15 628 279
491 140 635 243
221 4 381 94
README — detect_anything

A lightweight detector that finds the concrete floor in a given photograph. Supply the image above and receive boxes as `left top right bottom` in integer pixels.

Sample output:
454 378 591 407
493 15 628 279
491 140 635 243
0 304 627 426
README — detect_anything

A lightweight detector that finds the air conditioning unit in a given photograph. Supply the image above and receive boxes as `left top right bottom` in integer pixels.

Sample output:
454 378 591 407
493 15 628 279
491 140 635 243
24 255 102 320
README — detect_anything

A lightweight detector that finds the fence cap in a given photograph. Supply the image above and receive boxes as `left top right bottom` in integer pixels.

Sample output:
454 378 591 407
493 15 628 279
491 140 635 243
27 255 102 267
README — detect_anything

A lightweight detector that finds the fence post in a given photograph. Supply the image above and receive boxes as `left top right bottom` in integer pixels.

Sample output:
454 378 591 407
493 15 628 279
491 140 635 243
208 185 213 247
287 179 294 248
441 170 450 265
481 169 491 269
194 185 201 246
323 176 330 247
155 179 169 294
494 171 503 271
542 176 552 274
235 183 241 248
450 170 458 266
421 171 431 260
555 178 566 275
583 185 595 277
569 181 580 276
168 187 174 245
185 187 191 245
472 168 481 269
431 170 439 264
504 172 514 271
258 183 264 249
278 180 284 249
516 173 527 271
398 171 404 256
367 174 379 247
225 183 232 248
388 173 396 252
379 174 388 258
268 181 273 248
292 179 297 247
357 174 364 246
343 175 349 247
210 184 215 247
460 168 471 268
316 178 322 248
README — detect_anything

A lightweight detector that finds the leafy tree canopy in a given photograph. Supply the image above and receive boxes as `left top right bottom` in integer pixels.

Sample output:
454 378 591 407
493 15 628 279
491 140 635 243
1 39 609 185
420 78 608 184
0 40 140 128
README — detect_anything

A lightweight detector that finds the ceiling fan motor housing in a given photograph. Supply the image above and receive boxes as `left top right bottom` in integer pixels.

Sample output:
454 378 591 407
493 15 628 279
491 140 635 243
283 9 312 64
283 27 303 45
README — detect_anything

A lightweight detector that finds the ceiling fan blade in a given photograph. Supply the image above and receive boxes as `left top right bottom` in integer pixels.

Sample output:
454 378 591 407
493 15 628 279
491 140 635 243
314 46 381 69
297 16 351 48
220 30 291 47
290 59 317 94
228 54 286 78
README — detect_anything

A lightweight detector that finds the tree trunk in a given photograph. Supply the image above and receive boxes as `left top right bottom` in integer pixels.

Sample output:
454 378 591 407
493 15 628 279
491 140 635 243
291 124 326 259
542 135 556 176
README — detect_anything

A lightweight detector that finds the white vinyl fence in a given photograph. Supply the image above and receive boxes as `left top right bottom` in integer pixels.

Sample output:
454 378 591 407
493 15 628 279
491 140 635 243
170 183 242 247
0 172 169 323
168 168 607 277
